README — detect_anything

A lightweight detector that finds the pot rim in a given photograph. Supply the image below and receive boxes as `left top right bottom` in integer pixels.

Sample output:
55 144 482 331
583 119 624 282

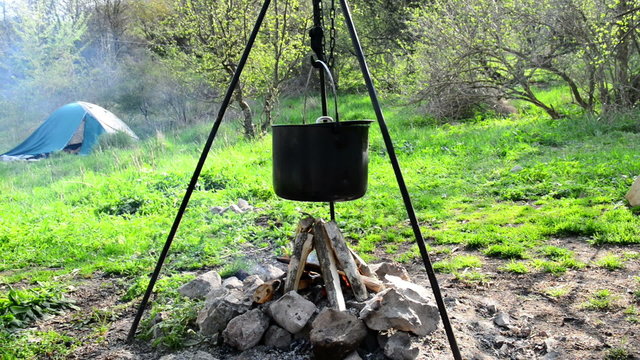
271 119 374 128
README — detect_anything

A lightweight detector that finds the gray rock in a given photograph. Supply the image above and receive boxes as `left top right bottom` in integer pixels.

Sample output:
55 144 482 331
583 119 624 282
263 325 292 349
210 206 225 214
344 352 362 360
542 351 564 360
178 270 222 299
259 264 285 281
158 350 218 360
360 288 440 336
269 291 317 334
223 309 270 351
382 332 421 360
494 312 511 327
242 274 264 294
229 204 244 213
511 165 524 173
222 276 243 290
96 349 138 360
544 337 559 353
370 262 411 281
310 309 368 360
237 198 252 211
197 289 251 336
383 275 432 303
150 311 168 339
479 299 499 315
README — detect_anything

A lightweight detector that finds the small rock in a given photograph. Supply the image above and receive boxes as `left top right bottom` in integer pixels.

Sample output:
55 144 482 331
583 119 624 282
344 351 362 360
210 206 225 214
237 198 252 211
511 165 523 173
223 309 270 351
494 312 511 327
382 331 421 360
197 289 251 336
96 349 137 360
544 337 559 353
229 204 244 213
370 262 411 281
310 309 368 360
626 176 640 206
269 291 317 334
222 276 243 289
542 351 564 360
259 264 285 281
360 288 440 336
263 325 292 349
178 270 222 299
242 274 264 294
383 275 432 303
158 350 219 360
150 311 167 339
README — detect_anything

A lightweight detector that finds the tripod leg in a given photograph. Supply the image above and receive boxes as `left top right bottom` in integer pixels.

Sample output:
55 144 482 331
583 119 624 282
126 0 273 343
338 1 462 359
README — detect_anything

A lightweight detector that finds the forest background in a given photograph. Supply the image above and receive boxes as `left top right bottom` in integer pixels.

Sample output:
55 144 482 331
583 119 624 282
2 0 640 142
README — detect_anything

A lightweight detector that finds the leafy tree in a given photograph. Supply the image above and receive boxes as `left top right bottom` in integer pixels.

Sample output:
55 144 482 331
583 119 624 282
0 0 89 139
408 0 640 120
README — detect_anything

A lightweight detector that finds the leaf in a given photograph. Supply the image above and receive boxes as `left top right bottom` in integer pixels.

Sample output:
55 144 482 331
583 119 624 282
9 306 28 315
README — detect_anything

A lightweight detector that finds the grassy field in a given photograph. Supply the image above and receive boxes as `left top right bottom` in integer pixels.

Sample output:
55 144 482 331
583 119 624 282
1 93 640 357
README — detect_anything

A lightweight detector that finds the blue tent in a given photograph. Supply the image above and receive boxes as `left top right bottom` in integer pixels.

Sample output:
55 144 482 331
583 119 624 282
2 102 138 157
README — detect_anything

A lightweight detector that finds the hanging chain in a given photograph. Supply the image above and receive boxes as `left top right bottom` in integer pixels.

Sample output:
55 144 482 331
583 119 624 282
328 0 337 71
318 0 326 61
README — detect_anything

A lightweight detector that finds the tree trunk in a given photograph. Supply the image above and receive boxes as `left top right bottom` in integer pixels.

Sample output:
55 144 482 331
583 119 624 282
225 64 254 139
614 0 632 106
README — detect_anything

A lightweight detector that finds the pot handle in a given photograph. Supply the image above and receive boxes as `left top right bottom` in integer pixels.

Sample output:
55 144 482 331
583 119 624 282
302 59 340 124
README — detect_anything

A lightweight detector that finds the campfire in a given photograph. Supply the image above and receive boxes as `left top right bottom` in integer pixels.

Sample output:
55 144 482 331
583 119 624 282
168 217 442 360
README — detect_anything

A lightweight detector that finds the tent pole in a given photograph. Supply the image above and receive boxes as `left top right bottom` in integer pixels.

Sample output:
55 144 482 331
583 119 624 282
126 0 272 343
338 0 462 359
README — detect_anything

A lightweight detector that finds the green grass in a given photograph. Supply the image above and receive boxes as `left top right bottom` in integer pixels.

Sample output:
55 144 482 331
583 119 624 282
2 93 640 352
544 286 570 298
582 289 615 311
597 254 626 271
499 261 529 274
433 255 483 273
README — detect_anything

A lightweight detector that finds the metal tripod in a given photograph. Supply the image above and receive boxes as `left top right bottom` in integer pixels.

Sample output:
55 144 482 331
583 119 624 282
127 1 462 359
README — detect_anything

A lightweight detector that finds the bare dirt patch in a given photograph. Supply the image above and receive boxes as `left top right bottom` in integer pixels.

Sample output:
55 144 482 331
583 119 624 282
23 238 640 360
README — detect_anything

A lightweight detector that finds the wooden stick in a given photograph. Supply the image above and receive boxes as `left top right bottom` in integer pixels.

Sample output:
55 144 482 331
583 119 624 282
253 279 281 304
284 217 315 293
284 233 314 292
323 221 368 301
349 247 375 278
313 220 346 311
277 256 385 293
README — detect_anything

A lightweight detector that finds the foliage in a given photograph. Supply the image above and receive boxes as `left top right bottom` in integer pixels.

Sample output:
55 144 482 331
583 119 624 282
544 287 570 298
0 286 78 330
604 347 634 360
499 261 529 274
582 289 615 311
433 255 482 273
408 0 640 119
140 295 201 349
597 254 626 271
0 330 76 359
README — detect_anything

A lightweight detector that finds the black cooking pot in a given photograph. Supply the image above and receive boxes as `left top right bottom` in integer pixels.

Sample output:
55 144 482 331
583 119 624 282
272 120 373 202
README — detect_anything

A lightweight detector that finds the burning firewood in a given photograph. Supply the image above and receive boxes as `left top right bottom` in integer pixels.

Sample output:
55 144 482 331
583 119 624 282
253 279 282 304
284 217 315 293
317 220 368 302
277 257 385 294
312 220 346 311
